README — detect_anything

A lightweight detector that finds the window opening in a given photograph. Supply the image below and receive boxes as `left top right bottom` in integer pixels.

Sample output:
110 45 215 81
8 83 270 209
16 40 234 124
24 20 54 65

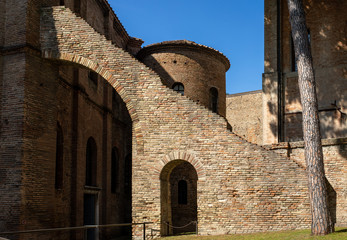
111 147 119 193
178 180 188 205
86 137 97 186
124 154 132 195
210 87 218 113
55 123 64 189
172 83 184 95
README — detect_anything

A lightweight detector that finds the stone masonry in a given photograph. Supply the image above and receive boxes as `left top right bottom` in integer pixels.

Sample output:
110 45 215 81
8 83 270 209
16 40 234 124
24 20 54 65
0 0 346 240
226 90 263 145
39 6 312 239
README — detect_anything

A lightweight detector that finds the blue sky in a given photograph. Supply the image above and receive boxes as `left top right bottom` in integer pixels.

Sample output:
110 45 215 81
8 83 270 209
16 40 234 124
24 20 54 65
109 1 264 94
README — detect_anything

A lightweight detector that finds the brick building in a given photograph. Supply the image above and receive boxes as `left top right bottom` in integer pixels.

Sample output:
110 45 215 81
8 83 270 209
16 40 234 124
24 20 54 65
0 0 345 240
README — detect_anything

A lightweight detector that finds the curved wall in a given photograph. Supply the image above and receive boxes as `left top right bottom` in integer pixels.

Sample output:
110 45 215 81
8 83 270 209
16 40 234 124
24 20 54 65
137 40 230 117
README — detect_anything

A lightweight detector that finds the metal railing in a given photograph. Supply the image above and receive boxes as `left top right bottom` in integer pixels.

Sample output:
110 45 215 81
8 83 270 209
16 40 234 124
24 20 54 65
163 221 198 236
0 222 153 240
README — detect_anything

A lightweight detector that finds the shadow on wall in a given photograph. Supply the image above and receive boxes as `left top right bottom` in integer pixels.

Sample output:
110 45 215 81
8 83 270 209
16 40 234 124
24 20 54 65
326 178 337 226
264 0 346 228
139 55 176 88
265 0 347 143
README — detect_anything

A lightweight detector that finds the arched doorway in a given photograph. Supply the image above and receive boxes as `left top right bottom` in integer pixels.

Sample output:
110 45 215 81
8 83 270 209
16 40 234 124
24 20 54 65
160 160 198 236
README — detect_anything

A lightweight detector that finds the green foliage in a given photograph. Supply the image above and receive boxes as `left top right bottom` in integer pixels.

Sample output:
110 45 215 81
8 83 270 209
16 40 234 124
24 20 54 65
160 228 347 240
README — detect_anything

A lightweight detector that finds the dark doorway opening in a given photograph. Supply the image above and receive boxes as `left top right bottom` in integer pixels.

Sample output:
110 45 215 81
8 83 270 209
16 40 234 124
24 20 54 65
84 194 98 240
160 160 198 236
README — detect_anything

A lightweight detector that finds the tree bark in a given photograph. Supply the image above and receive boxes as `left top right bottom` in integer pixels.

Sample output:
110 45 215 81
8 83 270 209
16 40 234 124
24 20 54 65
286 0 334 235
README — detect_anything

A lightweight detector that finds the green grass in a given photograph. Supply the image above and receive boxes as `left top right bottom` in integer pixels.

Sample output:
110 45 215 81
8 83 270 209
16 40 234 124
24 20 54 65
159 228 347 240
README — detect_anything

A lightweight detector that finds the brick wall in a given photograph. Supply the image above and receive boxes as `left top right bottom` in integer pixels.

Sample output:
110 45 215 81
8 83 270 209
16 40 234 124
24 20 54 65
263 0 347 144
2 1 345 239
0 52 26 234
267 138 347 227
137 41 229 117
20 52 60 236
40 7 313 239
226 90 263 145
169 161 198 235
25 0 137 52
0 0 4 47
0 0 29 234
3 0 27 47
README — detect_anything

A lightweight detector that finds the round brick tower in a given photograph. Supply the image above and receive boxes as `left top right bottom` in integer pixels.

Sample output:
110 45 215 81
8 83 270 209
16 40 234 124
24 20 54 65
137 40 230 117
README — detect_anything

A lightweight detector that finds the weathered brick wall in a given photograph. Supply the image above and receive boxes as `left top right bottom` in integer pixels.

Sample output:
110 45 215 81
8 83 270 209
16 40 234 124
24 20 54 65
169 161 198 235
26 0 135 52
0 0 135 237
9 55 133 240
267 138 347 227
40 7 312 239
137 41 229 117
0 52 25 234
20 52 60 237
83 0 106 35
263 0 347 144
226 90 263 145
0 1 30 233
3 0 27 47
0 0 4 47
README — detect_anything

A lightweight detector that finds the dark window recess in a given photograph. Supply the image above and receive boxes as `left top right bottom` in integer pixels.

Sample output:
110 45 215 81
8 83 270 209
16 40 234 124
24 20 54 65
88 71 98 86
111 147 119 193
84 194 96 240
60 0 65 5
173 83 184 95
124 154 132 195
178 180 188 204
86 137 97 186
55 123 64 189
210 87 218 113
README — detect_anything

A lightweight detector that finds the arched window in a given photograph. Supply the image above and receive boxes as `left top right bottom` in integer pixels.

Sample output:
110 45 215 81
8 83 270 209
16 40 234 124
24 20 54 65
172 83 184 95
86 137 97 186
124 154 132 195
111 147 119 193
210 87 218 113
178 180 188 205
55 123 64 189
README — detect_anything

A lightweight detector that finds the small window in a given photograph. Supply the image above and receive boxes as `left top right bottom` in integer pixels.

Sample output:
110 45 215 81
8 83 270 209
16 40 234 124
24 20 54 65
111 147 119 193
60 0 65 5
172 83 184 95
124 154 132 195
88 71 98 86
210 87 218 113
86 137 97 186
55 123 64 189
178 180 188 204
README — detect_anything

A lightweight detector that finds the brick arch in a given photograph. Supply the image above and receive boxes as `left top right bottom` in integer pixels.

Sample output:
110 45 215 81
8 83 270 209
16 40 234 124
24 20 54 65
44 52 144 153
158 151 205 180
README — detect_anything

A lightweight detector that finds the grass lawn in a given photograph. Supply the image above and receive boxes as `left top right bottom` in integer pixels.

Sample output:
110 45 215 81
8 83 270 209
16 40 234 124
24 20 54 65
159 228 347 240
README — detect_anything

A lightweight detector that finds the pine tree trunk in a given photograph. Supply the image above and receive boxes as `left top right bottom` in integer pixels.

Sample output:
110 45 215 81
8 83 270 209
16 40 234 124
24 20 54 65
286 0 334 235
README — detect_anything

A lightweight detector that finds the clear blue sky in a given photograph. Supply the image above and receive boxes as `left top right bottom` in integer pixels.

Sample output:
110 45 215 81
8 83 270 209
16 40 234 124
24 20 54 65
109 1 264 94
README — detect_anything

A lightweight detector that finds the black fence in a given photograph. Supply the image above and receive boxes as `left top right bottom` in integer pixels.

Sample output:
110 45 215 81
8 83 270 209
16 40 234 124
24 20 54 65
0 222 153 240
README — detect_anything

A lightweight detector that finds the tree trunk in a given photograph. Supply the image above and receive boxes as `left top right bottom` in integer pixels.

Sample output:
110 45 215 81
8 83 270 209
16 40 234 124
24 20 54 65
286 0 334 235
